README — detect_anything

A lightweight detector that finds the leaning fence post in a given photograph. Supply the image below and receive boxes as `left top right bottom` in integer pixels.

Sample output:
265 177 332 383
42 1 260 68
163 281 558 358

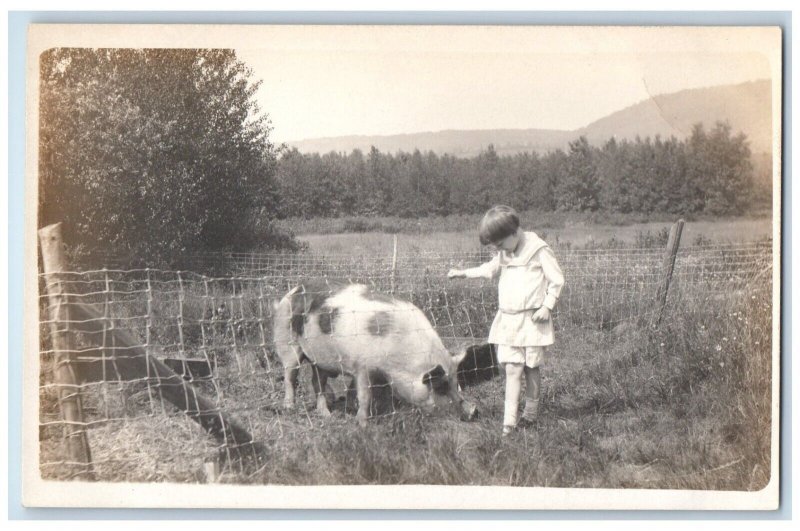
655 219 685 327
38 223 95 479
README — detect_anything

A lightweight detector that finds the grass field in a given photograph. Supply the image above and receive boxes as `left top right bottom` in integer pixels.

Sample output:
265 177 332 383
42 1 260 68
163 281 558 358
38 215 775 494
297 217 773 256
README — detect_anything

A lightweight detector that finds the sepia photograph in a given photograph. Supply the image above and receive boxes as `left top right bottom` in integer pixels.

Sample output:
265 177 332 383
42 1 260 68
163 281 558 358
23 23 782 510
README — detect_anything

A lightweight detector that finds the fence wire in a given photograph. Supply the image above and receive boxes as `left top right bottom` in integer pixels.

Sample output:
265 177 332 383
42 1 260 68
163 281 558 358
38 241 773 483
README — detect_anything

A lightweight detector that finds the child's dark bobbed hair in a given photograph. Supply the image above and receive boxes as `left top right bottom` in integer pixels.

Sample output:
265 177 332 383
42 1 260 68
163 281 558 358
478 205 520 246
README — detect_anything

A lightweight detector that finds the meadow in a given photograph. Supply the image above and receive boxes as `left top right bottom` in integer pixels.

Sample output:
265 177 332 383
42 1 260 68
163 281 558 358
292 215 773 256
38 215 775 494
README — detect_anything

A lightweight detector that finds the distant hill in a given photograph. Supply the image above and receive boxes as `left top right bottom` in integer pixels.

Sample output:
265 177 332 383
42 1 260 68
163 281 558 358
287 79 773 157
578 80 772 154
286 129 576 158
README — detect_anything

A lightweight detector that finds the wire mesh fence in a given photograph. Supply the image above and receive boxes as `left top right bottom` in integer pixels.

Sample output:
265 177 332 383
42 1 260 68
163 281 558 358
38 238 773 485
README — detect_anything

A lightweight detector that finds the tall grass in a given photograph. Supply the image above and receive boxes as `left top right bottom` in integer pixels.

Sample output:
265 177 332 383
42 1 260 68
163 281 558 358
43 285 769 489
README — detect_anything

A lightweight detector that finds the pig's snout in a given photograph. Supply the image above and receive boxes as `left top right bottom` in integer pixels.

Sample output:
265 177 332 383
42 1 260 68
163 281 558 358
459 400 478 421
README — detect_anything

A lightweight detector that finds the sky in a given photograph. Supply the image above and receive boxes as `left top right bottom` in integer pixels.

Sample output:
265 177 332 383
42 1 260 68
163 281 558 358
234 26 779 144
25 23 779 145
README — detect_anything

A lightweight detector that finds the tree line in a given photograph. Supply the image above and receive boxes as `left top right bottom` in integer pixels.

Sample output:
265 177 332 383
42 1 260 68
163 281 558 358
274 125 765 221
38 49 768 266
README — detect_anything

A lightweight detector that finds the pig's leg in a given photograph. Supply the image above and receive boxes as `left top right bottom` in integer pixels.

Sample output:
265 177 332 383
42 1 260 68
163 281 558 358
355 368 372 427
284 365 300 409
283 343 305 409
344 376 358 414
311 365 332 417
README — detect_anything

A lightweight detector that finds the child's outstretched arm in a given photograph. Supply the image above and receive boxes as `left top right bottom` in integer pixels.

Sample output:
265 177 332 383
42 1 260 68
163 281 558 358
532 247 565 322
447 254 500 280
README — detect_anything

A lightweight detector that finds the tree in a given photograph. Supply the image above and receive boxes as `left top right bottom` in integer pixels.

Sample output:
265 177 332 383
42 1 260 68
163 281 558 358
424 150 451 215
363 146 389 216
597 138 633 212
652 136 698 214
474 144 500 211
557 137 600 211
39 48 289 265
274 148 309 217
687 122 754 215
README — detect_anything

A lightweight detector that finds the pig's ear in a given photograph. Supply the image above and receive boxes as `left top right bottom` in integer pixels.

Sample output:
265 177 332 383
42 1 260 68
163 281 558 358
445 337 478 365
455 343 500 388
273 287 299 312
287 285 314 316
450 347 469 366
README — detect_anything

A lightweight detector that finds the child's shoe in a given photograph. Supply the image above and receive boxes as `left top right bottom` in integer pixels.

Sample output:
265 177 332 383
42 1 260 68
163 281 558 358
522 398 539 422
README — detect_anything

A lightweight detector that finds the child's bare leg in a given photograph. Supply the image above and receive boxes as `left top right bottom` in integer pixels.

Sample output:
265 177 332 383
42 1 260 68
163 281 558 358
503 363 524 427
523 366 541 420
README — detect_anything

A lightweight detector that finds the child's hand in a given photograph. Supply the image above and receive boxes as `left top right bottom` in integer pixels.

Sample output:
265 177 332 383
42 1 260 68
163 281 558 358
447 268 465 279
532 307 551 322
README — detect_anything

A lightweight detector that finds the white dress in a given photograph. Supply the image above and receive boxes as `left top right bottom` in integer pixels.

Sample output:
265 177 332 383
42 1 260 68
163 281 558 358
462 231 565 347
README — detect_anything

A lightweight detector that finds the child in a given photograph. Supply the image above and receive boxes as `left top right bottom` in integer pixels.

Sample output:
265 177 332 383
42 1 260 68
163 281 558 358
448 205 564 435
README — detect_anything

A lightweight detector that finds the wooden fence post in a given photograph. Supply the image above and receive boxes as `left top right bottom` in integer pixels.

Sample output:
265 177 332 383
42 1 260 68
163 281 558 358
655 219 685 327
38 223 95 479
390 234 398 294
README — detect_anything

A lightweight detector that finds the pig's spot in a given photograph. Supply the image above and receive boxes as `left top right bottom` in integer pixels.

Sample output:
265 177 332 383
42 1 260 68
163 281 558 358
289 280 344 336
317 305 339 335
367 311 393 336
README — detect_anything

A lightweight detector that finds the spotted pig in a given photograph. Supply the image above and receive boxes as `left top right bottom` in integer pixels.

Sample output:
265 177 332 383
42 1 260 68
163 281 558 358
272 280 479 425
